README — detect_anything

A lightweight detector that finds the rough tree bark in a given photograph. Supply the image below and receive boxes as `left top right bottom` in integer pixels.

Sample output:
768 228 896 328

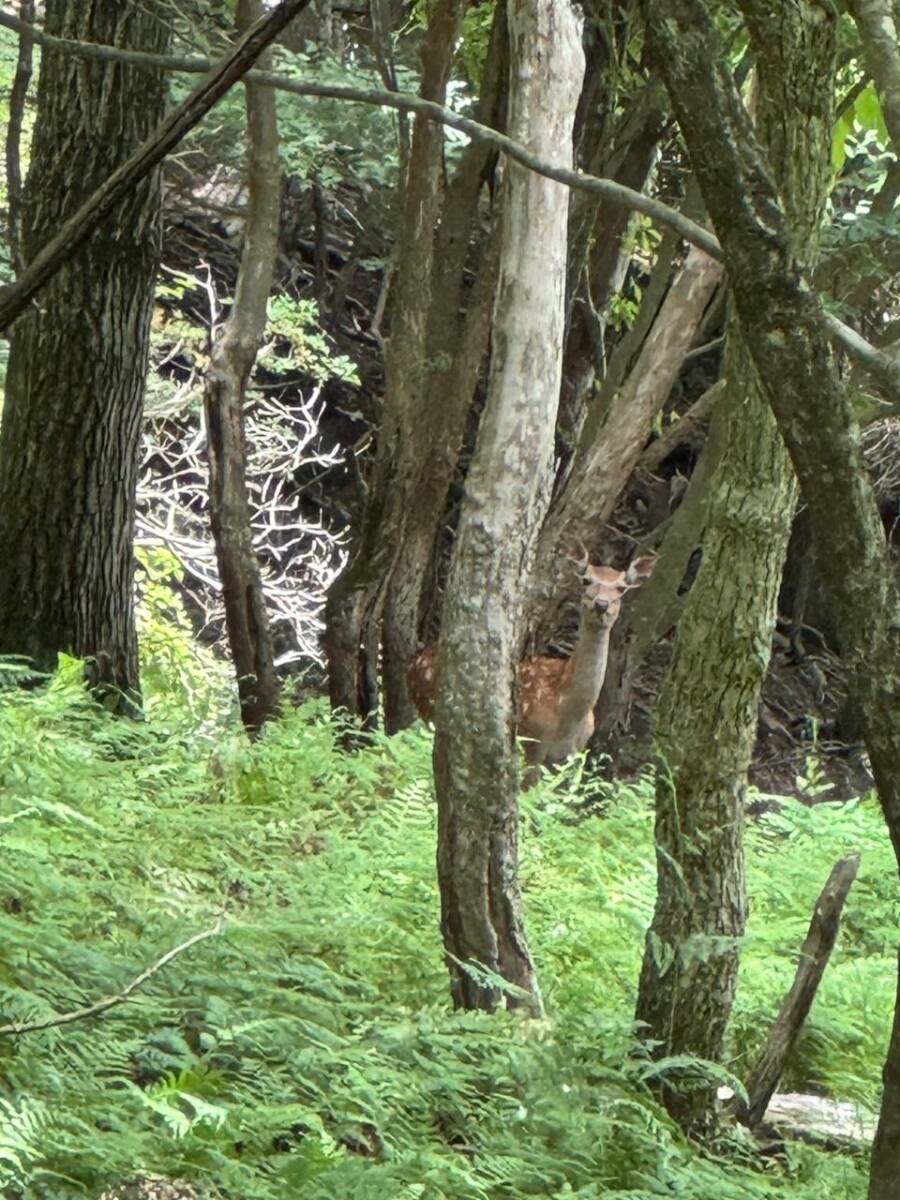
323 0 468 728
635 0 836 1137
434 0 584 1015
638 0 900 1190
531 240 722 647
5 0 35 275
0 0 172 700
204 0 282 735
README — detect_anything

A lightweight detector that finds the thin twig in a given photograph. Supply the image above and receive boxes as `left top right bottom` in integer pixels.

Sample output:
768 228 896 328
0 917 225 1036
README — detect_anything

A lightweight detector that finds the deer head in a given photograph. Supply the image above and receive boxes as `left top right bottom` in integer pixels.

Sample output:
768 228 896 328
569 544 657 626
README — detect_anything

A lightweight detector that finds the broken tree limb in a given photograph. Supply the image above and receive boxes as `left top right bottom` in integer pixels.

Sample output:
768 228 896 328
0 0 310 332
736 853 861 1128
637 379 726 475
0 918 224 1036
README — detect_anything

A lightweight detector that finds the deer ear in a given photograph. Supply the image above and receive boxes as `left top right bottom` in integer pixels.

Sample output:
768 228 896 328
566 540 591 577
627 555 658 585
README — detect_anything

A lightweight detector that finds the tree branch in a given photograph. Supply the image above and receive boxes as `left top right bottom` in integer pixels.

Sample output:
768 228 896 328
0 918 225 1036
0 5 897 397
735 854 860 1128
0 0 312 332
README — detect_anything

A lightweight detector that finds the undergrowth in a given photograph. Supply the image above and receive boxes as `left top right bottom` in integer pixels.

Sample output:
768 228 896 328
0 643 891 1198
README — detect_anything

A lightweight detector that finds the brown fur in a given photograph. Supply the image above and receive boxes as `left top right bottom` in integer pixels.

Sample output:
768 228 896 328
407 554 656 772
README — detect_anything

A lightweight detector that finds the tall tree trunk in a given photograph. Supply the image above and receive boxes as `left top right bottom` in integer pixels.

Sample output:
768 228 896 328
324 0 467 728
204 0 282 735
0 0 171 701
637 0 900 1188
635 1 835 1137
434 0 584 1015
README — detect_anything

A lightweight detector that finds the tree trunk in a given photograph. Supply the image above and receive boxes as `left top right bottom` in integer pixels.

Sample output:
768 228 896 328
637 0 900 1187
380 3 508 730
324 0 467 727
592 401 722 750
434 0 584 1015
204 0 282 735
531 240 722 646
635 1 835 1136
0 0 171 701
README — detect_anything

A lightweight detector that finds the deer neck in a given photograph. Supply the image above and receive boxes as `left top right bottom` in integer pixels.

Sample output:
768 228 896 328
557 610 614 727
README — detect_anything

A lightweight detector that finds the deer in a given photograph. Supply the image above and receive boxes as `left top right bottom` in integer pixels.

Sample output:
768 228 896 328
407 550 656 780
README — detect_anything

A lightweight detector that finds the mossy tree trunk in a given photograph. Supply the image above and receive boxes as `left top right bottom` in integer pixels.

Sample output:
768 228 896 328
638 0 900 1187
0 0 171 700
635 0 835 1136
434 0 583 1015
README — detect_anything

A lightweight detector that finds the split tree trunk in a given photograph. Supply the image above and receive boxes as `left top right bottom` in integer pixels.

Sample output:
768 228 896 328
637 0 900 1190
380 3 509 730
434 0 584 1015
323 0 468 727
635 0 836 1136
204 0 282 735
0 0 171 700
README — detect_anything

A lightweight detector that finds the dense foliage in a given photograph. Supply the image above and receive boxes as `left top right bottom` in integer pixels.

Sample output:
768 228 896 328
0 608 892 1197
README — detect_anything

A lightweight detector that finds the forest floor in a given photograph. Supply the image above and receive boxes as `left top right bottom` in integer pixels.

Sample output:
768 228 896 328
0 641 893 1200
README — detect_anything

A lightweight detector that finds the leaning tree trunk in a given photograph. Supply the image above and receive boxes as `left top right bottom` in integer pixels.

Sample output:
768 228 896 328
204 0 282 735
530 238 723 647
638 0 900 1188
635 1 835 1137
0 0 171 701
434 0 584 1015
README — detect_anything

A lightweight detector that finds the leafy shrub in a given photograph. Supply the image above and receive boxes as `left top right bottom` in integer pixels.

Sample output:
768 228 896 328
0 666 881 1198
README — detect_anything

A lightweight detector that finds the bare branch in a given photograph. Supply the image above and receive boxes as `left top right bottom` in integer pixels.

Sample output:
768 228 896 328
0 0 313 332
0 918 225 1037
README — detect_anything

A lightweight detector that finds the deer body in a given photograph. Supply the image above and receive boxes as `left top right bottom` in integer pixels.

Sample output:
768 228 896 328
407 553 655 775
